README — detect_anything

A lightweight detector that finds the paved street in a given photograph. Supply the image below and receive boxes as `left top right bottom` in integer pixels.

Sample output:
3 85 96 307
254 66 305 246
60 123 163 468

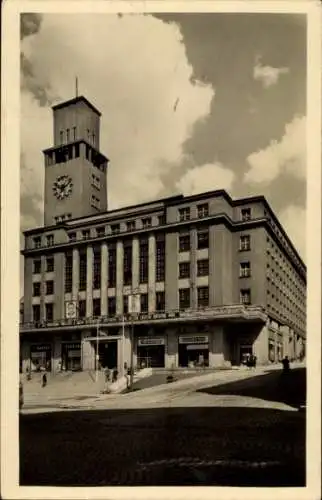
20 366 306 486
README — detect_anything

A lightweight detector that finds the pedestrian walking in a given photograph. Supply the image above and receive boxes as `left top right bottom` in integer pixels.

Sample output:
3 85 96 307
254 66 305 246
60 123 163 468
112 368 118 383
41 372 47 388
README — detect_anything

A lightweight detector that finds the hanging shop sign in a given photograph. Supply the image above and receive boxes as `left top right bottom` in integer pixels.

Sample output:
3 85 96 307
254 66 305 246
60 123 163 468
179 335 209 345
138 337 165 346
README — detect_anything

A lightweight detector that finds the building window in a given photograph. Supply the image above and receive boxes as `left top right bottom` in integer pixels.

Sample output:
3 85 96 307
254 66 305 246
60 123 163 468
156 291 165 312
123 242 132 286
197 203 209 218
93 298 101 317
139 239 149 284
46 257 54 273
179 207 190 221
197 259 209 277
60 130 64 144
92 173 100 190
93 246 101 290
108 246 116 287
33 237 41 249
156 236 165 282
197 230 209 249
240 289 251 305
240 262 251 278
179 233 190 252
64 252 73 293
33 259 41 274
142 218 152 229
33 282 41 297
140 294 148 313
73 126 77 140
79 250 87 291
126 221 136 232
179 288 190 310
45 303 54 322
82 229 90 240
108 297 116 316
123 295 129 315
179 262 190 279
241 208 251 221
69 232 76 242
46 280 54 295
91 195 100 210
96 226 105 237
240 234 251 251
111 224 120 235
32 304 41 322
197 286 209 308
158 214 166 226
78 300 86 318
46 234 54 246
66 129 70 143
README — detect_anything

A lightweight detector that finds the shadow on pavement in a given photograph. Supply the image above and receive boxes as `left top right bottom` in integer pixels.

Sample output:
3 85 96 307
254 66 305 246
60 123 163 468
20 404 305 487
197 368 306 409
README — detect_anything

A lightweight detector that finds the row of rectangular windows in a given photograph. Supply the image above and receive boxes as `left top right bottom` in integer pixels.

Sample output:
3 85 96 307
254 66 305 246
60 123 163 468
32 209 254 250
59 128 96 146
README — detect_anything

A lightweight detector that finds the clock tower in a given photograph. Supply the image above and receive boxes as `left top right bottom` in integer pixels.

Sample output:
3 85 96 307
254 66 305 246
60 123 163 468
43 95 109 226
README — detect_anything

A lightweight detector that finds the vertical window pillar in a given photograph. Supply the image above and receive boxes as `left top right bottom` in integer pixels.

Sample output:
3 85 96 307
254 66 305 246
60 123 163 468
86 246 93 317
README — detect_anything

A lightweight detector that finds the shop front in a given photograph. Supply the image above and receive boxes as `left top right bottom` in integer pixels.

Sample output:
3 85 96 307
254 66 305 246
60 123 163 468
178 335 209 367
97 340 118 370
61 342 82 371
30 344 52 372
137 337 165 368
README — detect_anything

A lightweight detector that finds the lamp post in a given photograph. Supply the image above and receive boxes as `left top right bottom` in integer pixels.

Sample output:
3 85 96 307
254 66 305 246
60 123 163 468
95 319 100 383
128 289 140 390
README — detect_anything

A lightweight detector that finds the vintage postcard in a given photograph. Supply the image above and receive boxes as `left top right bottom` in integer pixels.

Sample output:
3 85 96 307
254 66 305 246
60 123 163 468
1 1 321 499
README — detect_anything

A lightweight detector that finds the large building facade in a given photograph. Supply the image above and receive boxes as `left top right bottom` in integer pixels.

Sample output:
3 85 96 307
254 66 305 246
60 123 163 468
20 95 306 373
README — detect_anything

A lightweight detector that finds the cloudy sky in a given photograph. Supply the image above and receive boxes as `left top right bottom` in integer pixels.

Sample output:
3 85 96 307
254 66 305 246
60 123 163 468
21 12 306 262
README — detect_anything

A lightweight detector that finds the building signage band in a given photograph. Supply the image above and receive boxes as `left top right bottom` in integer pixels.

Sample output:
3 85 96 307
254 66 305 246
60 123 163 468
64 343 81 350
31 344 51 352
179 335 209 345
138 337 165 346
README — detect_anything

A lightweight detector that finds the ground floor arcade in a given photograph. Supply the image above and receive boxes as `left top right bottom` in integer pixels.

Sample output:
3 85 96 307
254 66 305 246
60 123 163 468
20 318 305 374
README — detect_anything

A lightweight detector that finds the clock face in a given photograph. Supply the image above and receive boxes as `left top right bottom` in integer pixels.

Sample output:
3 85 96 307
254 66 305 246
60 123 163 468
52 175 73 200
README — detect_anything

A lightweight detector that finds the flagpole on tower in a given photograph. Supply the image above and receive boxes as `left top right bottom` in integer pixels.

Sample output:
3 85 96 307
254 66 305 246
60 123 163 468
75 76 78 98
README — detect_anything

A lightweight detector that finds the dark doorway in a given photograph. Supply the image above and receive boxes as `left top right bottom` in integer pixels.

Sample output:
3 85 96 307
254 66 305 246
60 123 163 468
178 344 209 367
98 341 117 369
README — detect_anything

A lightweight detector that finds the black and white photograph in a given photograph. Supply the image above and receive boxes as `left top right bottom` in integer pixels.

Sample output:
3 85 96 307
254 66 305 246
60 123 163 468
1 1 321 499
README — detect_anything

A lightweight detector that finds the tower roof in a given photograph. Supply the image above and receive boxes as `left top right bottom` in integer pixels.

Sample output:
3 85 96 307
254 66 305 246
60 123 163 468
52 95 101 117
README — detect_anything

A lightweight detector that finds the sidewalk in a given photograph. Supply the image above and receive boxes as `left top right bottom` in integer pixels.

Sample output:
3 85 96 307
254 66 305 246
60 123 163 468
22 361 305 414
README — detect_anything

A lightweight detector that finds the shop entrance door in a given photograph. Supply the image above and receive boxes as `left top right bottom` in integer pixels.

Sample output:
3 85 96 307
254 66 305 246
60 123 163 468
98 341 117 369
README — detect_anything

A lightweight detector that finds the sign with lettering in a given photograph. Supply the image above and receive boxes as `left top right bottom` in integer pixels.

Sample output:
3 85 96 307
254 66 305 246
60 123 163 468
179 335 209 345
138 337 165 346
65 343 81 350
128 293 141 314
31 344 51 352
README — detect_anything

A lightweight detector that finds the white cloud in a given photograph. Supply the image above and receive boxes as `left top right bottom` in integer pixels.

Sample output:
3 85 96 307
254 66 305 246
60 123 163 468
176 162 235 196
244 115 306 184
278 205 306 261
21 14 214 220
253 57 289 88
